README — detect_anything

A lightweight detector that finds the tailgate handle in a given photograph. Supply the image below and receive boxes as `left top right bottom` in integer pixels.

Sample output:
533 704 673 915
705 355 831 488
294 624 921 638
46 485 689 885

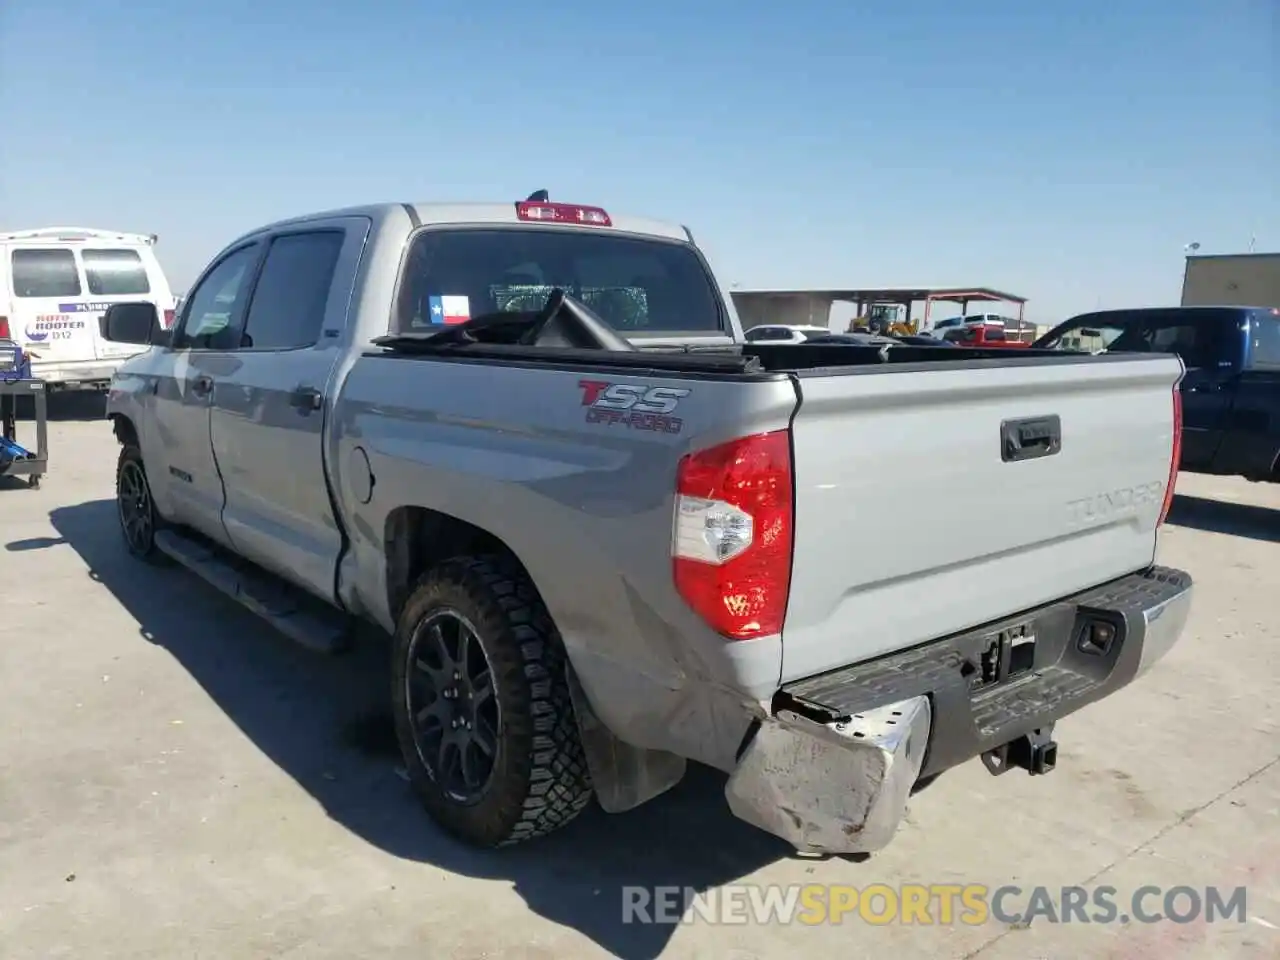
1001 415 1061 462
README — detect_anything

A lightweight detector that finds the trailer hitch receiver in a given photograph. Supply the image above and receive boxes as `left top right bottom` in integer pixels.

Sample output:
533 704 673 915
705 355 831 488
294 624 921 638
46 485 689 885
981 727 1058 776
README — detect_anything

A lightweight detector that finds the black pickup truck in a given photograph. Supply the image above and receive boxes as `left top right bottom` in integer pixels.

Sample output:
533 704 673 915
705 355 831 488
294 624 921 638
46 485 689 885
1034 305 1280 482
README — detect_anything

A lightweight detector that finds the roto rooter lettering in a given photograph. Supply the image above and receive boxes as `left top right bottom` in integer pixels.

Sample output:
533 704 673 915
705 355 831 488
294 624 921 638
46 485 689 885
25 315 87 342
578 379 690 434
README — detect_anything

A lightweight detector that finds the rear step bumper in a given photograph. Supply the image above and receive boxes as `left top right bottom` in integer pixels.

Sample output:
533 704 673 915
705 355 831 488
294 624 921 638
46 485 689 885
724 565 1192 855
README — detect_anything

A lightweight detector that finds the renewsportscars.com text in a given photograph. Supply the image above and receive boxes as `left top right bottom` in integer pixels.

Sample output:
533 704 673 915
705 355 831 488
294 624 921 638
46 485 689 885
621 883 1249 926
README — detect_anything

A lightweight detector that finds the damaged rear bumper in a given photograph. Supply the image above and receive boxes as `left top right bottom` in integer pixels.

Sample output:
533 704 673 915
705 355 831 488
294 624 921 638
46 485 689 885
725 565 1193 855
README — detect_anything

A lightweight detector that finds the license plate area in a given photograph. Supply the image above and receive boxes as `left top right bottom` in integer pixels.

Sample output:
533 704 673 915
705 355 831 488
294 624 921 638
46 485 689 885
975 622 1038 689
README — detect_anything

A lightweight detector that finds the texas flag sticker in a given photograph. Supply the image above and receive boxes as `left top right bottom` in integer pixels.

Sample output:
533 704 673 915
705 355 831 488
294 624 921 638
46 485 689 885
428 295 471 325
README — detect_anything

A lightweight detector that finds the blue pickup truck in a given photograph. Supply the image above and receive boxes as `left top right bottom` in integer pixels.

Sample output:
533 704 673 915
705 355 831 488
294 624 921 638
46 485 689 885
1033 305 1280 482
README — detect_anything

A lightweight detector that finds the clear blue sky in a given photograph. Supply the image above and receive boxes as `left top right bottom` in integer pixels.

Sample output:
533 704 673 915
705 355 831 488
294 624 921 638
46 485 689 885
1 0 1276 321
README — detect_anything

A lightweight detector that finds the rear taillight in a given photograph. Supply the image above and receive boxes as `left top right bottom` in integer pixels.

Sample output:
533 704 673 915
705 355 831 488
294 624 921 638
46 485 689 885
163 309 175 328
672 430 794 640
515 200 612 226
1158 387 1183 525
0 316 9 339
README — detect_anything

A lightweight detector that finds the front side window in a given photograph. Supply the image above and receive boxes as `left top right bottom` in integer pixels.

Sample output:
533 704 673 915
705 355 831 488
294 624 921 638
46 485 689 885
178 245 260 349
11 249 81 298
395 227 725 336
82 249 151 295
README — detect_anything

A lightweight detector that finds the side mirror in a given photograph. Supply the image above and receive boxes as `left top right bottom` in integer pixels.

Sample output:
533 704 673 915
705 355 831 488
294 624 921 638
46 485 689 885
100 302 161 345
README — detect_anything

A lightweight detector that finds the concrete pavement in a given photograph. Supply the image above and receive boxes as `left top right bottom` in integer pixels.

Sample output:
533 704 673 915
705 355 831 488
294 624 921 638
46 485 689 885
1 398 1276 958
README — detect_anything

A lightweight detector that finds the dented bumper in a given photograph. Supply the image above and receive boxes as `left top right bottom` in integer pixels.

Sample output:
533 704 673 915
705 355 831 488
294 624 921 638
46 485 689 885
726 696 931 855
724 565 1192 855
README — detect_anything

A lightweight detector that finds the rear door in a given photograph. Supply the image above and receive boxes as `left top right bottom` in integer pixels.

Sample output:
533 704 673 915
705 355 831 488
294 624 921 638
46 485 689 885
80 246 175 362
209 218 368 602
5 246 97 364
1210 309 1280 476
1135 309 1239 469
781 353 1182 682
1036 308 1241 468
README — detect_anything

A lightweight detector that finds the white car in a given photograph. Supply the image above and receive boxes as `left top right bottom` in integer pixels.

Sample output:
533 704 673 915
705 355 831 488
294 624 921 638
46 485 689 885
0 226 177 389
743 324 832 344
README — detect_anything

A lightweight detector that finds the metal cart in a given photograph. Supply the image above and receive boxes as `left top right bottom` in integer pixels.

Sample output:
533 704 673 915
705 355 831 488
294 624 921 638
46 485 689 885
1 377 49 489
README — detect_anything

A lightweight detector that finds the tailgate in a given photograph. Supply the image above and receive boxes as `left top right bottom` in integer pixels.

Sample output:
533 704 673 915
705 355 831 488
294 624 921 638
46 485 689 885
780 354 1182 683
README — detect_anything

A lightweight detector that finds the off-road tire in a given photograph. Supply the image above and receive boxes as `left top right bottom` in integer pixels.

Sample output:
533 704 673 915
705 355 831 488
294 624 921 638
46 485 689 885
391 554 594 847
115 444 169 564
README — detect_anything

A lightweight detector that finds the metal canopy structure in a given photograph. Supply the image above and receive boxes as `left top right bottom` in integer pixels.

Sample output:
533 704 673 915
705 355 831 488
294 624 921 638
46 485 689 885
731 286 1028 331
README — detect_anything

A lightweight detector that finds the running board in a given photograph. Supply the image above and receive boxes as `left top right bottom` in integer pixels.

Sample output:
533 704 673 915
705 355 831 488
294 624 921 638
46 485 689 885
154 529 351 654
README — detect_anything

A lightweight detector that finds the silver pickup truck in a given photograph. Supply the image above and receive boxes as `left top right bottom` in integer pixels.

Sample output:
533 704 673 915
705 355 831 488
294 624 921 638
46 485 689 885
100 195 1192 856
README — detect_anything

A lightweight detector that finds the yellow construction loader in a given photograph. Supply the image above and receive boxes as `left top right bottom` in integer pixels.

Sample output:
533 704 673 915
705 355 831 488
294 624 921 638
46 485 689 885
847 302 917 336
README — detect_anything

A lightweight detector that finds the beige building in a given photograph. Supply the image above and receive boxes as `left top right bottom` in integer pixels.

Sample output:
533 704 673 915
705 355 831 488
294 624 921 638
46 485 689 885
1181 252 1280 307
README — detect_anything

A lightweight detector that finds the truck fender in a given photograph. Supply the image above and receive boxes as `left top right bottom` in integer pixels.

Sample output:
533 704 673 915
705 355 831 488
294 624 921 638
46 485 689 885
565 664 686 813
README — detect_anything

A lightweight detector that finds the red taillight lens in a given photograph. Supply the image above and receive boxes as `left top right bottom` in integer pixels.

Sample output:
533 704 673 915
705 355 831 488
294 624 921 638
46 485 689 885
0 316 9 339
163 309 175 328
1158 387 1183 525
515 201 612 227
672 430 794 640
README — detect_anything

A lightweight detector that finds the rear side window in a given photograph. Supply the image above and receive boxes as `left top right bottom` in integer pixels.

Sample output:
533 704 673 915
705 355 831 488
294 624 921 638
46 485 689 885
746 326 783 341
395 227 725 335
1106 310 1237 369
10 249 81 298
82 248 151 295
241 231 344 350
1248 312 1280 370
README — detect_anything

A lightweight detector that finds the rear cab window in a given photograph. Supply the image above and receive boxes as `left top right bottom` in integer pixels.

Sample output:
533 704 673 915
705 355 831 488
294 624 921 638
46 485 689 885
394 226 727 339
10 249 82 298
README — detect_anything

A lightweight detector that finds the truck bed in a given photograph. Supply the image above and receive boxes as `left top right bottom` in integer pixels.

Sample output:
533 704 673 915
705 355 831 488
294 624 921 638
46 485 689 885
352 337 1180 697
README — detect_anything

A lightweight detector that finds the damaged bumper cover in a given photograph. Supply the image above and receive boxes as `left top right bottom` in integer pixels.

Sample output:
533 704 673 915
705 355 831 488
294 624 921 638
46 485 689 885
725 565 1193 855
726 696 931 855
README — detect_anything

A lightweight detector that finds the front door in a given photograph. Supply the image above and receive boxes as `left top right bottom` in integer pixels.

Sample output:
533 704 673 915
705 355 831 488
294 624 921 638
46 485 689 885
149 242 263 542
209 219 369 603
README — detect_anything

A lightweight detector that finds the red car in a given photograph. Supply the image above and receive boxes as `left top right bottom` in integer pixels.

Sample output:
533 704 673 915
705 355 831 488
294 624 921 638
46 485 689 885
941 322 1031 348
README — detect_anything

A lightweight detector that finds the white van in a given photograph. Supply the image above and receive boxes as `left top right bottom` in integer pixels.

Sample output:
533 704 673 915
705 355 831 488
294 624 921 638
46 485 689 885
0 227 177 389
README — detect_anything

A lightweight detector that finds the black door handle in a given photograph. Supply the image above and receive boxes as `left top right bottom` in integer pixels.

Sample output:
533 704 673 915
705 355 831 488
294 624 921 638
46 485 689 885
290 385 322 411
1001 415 1062 462
191 375 213 397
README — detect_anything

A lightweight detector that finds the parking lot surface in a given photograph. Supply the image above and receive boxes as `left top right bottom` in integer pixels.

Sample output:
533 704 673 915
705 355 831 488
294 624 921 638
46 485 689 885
1 398 1278 959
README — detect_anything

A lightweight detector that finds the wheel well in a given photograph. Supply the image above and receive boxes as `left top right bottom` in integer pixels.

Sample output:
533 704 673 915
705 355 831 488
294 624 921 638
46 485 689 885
109 413 138 447
384 506 529 623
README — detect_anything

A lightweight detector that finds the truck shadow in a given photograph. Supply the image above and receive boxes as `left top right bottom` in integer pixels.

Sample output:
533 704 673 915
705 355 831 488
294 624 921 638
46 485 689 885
1166 493 1280 544
41 498 816 960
